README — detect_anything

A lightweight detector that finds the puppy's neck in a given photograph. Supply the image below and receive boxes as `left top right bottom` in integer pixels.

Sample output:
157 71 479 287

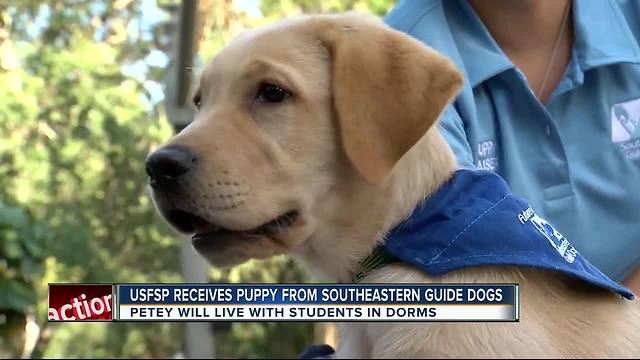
298 126 457 282
386 127 458 229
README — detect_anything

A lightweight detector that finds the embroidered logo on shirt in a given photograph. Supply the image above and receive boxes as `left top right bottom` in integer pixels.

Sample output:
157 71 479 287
519 206 578 263
476 140 498 171
611 98 640 159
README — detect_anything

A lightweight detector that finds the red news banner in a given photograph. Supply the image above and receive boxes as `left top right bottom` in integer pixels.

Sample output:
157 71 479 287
48 284 113 321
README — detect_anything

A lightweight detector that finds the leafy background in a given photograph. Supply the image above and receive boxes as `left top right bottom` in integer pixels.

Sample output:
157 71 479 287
0 0 393 358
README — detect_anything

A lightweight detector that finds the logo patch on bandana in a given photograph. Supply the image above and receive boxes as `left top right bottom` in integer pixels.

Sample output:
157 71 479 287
611 98 640 159
520 206 578 263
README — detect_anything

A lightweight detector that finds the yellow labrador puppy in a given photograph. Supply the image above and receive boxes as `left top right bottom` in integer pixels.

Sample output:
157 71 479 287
146 13 639 358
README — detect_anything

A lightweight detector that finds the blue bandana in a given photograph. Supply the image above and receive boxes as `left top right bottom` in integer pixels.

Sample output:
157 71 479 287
382 169 634 300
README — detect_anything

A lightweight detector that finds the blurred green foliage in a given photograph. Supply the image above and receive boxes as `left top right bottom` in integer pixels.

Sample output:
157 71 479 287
0 0 393 358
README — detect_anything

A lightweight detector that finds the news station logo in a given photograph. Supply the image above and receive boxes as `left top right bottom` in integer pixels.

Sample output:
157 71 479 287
48 284 114 321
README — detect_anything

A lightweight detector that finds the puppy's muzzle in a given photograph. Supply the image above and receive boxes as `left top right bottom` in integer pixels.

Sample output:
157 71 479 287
145 144 197 193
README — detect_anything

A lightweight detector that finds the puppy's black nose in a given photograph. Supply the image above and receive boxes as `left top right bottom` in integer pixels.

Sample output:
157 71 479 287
145 145 196 186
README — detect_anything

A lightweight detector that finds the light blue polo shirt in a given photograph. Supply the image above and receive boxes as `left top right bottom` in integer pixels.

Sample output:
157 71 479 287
386 0 640 281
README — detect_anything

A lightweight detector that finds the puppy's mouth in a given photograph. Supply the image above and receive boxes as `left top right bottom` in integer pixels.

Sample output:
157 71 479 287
166 209 300 240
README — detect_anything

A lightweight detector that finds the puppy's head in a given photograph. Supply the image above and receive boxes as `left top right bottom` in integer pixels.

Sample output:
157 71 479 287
146 14 462 268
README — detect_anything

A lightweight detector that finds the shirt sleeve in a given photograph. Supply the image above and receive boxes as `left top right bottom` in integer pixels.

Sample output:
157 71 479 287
438 105 476 169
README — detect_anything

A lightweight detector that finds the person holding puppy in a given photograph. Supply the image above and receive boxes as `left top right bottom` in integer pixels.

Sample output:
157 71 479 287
386 0 640 292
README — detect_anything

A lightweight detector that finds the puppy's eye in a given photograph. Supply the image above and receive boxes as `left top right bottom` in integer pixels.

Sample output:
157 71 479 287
193 93 201 109
256 83 291 103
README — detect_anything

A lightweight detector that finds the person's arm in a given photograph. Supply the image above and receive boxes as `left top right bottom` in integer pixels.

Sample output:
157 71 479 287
438 105 476 169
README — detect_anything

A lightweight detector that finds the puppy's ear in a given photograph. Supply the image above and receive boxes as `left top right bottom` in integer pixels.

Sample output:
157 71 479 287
314 15 463 185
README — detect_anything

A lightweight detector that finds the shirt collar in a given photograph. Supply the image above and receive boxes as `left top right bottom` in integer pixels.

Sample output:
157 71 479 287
573 0 640 70
392 0 640 88
450 0 640 87
386 0 514 88
444 0 514 88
